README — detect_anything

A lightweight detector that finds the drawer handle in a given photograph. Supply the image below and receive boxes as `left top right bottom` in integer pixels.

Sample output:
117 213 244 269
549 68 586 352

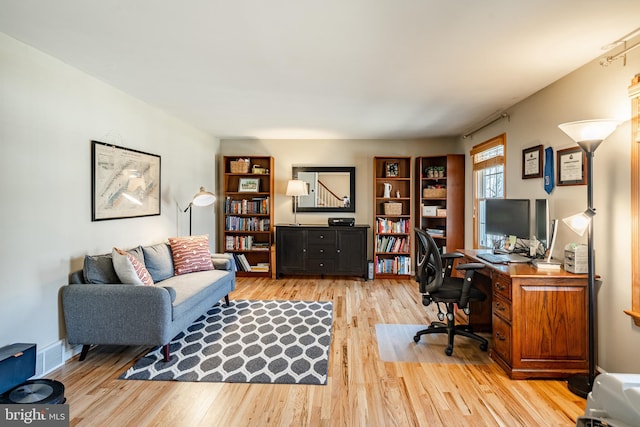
319 263 324 267
495 302 506 311
319 249 324 253
337 249 341 253
495 332 506 341
495 283 506 291
319 235 324 239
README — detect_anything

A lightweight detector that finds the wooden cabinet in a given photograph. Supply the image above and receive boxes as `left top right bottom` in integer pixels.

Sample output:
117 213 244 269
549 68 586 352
373 156 412 278
414 155 464 254
459 250 589 380
222 156 274 277
275 225 368 279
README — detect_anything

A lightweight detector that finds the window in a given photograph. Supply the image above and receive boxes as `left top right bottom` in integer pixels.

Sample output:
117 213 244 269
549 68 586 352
471 134 506 248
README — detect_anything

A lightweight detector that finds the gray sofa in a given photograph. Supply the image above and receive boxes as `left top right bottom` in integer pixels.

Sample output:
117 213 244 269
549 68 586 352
61 242 235 362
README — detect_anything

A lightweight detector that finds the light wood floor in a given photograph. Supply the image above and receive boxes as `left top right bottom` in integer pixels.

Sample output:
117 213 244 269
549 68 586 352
52 277 586 426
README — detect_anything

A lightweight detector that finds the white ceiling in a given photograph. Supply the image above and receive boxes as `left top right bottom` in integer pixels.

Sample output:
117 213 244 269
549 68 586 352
1 0 640 139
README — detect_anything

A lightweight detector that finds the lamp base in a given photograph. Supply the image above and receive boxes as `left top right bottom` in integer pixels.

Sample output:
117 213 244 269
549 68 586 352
567 374 592 399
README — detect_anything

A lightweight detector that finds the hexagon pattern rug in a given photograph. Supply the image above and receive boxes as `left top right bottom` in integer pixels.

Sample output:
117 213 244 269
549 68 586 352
120 299 333 385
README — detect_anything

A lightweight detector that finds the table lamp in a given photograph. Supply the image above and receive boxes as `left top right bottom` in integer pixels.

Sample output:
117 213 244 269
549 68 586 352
286 179 308 226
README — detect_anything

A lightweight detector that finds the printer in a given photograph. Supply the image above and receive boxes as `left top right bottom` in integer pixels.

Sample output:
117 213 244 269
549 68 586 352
576 373 640 427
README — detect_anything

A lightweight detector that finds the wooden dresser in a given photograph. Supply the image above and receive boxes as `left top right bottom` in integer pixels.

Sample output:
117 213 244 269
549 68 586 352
458 249 589 380
276 225 369 279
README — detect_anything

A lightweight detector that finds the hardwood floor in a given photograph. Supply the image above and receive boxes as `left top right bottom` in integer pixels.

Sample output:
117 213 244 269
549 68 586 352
52 277 586 426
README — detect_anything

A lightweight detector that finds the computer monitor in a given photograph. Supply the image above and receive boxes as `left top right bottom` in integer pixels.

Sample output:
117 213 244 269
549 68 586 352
534 198 549 247
485 198 530 240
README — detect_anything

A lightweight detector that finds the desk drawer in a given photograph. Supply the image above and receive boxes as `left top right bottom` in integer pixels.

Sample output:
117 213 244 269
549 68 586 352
492 314 512 363
307 230 336 244
493 295 511 322
492 272 511 300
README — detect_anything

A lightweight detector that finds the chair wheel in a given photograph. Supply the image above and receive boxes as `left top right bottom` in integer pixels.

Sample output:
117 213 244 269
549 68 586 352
446 312 454 322
413 335 420 343
445 347 453 356
437 312 445 321
480 343 488 351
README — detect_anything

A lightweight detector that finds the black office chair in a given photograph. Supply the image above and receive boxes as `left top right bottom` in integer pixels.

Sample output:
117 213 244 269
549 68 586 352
413 227 489 356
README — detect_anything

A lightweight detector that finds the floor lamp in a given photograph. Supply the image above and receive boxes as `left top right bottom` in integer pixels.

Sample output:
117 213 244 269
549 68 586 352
183 186 216 235
558 119 619 398
286 179 308 226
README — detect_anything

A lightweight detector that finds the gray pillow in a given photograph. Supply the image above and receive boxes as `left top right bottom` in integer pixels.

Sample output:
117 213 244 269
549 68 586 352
142 243 174 282
82 247 146 284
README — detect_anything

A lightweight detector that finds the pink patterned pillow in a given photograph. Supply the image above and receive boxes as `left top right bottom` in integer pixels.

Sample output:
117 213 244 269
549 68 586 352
168 235 213 275
112 248 154 286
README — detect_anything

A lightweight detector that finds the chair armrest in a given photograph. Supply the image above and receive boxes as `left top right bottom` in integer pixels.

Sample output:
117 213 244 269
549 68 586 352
455 263 485 309
211 253 234 271
442 252 464 277
61 284 174 346
442 252 463 260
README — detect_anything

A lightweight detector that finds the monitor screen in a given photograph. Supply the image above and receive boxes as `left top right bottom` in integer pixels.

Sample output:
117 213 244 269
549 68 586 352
485 198 530 239
534 198 549 246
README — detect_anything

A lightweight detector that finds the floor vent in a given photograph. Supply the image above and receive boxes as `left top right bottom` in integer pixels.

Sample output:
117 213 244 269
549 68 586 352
36 340 65 377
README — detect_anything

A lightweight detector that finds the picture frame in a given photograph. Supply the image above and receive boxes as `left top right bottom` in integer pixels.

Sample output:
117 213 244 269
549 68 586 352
522 144 543 179
91 140 161 221
238 177 260 192
385 161 399 177
557 146 587 186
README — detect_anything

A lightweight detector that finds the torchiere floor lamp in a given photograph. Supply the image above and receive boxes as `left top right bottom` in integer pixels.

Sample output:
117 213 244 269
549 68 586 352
558 119 619 398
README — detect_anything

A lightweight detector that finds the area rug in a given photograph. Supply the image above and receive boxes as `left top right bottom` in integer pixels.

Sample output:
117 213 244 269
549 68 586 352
375 324 491 364
120 299 333 385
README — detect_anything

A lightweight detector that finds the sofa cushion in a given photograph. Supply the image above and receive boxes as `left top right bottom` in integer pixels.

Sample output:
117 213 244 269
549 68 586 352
83 247 145 284
160 269 230 320
112 248 154 286
168 235 213 275
142 243 174 282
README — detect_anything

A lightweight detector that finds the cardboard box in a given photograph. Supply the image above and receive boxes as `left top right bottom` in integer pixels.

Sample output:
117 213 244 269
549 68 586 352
436 208 447 217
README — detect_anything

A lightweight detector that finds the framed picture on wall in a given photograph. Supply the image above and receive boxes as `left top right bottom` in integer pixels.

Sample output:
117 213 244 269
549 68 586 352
522 144 543 179
91 140 161 221
557 146 587 186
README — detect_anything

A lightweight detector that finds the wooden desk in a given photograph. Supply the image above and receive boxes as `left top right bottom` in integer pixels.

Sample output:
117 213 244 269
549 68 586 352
458 249 589 380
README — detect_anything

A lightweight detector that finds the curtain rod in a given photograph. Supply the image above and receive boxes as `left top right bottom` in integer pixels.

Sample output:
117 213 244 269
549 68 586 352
601 39 640 66
462 113 510 139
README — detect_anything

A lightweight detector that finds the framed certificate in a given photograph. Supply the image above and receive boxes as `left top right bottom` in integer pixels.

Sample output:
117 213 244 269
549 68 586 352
522 144 543 179
557 146 587 186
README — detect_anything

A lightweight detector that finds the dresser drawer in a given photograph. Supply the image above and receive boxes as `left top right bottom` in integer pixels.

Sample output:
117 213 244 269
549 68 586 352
492 314 512 363
307 259 336 272
307 230 336 244
307 244 336 259
493 295 511 322
492 272 512 300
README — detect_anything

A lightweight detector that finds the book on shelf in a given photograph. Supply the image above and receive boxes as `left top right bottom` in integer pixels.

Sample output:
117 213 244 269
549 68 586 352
250 262 270 272
232 253 252 272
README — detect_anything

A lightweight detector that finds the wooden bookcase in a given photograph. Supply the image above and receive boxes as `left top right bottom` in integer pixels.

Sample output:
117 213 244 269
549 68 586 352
373 156 412 278
414 155 465 257
222 156 274 277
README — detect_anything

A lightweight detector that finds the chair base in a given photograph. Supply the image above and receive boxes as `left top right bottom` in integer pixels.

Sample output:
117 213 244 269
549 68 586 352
413 311 489 356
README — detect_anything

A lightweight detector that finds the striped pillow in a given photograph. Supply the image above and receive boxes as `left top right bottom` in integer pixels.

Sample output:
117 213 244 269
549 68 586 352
168 235 213 275
112 247 154 286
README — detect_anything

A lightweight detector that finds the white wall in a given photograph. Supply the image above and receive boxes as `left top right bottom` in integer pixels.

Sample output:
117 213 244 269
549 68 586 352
460 43 640 373
219 138 461 256
0 33 219 363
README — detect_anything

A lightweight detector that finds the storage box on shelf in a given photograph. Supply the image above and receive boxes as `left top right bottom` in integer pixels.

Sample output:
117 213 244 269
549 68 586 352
415 155 465 257
222 156 274 277
373 156 412 278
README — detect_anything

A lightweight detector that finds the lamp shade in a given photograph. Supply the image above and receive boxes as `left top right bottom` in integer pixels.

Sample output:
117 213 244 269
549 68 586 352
191 187 216 207
563 209 595 237
286 180 308 197
558 119 619 143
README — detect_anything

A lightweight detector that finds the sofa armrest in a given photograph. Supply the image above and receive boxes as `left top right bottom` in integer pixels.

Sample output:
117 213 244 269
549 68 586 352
211 253 234 271
61 284 174 346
